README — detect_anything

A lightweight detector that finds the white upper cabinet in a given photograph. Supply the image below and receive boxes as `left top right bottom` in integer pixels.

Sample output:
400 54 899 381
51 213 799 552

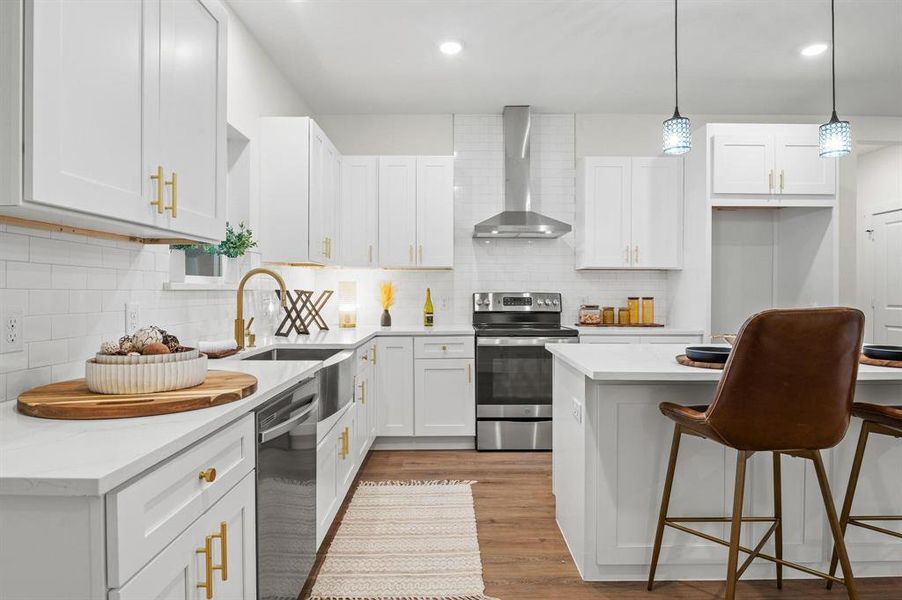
379 156 454 269
154 0 228 240
712 126 835 197
416 156 454 268
309 120 341 265
576 156 683 270
341 156 379 267
13 0 228 241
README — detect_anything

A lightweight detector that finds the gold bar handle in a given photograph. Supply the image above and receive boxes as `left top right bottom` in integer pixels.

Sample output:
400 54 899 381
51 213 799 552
634 245 639 264
779 169 785 192
196 535 214 600
467 363 471 384
418 245 423 264
409 244 414 264
358 381 365 404
150 166 164 213
164 171 177 217
322 238 328 257
768 169 774 191
368 244 373 264
370 345 376 364
624 245 630 264
211 521 228 581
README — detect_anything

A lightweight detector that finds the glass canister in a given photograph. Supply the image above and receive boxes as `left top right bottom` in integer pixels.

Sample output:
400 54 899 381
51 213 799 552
628 297 640 325
579 304 602 325
618 307 631 325
642 297 655 325
602 306 615 325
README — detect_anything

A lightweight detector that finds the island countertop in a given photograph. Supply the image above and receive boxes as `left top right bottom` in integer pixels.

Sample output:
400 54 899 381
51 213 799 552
547 342 902 382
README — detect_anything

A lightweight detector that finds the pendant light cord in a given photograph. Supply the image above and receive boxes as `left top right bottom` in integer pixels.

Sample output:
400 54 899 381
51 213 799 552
674 0 679 113
831 0 836 114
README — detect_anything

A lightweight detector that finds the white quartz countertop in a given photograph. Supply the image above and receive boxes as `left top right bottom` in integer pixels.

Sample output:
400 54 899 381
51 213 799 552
575 327 703 336
0 360 320 497
235 324 474 352
548 343 902 383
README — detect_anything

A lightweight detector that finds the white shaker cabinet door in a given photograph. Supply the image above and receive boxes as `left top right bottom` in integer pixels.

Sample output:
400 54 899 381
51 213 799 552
341 156 379 267
156 0 228 240
378 157 418 268
576 158 632 268
712 134 775 195
27 0 152 224
375 337 414 436
315 430 339 548
414 358 475 436
631 157 683 269
775 135 836 195
416 156 454 268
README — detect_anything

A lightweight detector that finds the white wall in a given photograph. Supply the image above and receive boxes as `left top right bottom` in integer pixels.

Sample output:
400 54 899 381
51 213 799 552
315 114 453 155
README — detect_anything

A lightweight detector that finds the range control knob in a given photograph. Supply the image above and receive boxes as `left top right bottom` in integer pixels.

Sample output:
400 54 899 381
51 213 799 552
552 299 560 306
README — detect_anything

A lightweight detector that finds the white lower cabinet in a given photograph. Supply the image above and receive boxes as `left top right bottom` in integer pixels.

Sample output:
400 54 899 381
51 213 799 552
315 405 357 548
375 337 415 436
112 472 256 600
414 359 475 436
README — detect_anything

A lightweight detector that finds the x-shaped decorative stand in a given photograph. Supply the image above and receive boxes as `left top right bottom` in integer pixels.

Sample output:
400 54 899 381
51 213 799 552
274 289 334 337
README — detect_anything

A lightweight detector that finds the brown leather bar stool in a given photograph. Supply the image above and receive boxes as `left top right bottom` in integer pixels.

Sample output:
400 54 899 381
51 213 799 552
646 307 865 600
826 402 902 588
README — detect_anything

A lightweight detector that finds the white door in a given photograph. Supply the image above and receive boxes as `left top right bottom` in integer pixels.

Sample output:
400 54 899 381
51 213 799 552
315 432 338 548
775 136 836 195
341 156 379 267
873 210 902 345
712 135 775 195
630 157 683 269
378 157 417 268
112 473 256 600
309 121 329 263
27 0 153 224
375 337 414 436
414 359 475 436
156 0 227 240
416 156 454 267
576 158 631 268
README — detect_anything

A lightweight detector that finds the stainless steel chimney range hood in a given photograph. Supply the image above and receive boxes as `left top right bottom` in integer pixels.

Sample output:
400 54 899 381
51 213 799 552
472 106 572 239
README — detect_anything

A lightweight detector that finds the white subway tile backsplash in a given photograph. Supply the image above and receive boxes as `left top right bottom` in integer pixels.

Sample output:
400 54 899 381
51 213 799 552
6 367 52 400
69 290 102 313
28 339 68 368
22 316 51 343
52 265 88 289
28 290 68 315
7 261 51 289
0 232 29 261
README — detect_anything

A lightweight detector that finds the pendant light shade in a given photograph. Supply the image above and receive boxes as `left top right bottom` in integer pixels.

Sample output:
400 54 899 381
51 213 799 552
663 0 691 155
819 0 851 158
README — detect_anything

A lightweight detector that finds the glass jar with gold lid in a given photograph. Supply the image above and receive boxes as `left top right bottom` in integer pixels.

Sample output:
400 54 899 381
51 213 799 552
579 304 602 325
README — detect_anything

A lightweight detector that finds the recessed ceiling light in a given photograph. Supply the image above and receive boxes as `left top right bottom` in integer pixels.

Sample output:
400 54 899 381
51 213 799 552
801 43 829 57
439 41 462 56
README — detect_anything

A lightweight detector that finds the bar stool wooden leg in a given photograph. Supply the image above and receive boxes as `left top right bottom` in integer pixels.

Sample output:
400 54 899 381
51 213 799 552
647 424 683 591
772 452 783 590
810 450 860 600
827 422 871 589
725 451 750 600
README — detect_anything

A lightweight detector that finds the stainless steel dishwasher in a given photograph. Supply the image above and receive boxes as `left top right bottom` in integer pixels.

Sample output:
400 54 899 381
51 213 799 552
255 375 318 600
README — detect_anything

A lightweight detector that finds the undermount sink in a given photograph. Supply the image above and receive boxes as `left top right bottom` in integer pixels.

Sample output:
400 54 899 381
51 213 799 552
241 348 344 361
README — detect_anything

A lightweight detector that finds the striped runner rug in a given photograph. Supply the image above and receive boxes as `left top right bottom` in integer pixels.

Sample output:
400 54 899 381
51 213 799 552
309 480 499 600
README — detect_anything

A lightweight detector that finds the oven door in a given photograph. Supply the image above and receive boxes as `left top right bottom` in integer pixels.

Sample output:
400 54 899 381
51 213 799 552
475 337 577 418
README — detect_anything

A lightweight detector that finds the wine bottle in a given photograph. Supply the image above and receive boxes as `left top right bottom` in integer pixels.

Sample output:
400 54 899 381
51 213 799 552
423 288 434 327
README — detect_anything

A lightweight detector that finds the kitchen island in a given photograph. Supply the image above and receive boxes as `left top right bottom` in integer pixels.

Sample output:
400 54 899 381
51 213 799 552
547 343 902 582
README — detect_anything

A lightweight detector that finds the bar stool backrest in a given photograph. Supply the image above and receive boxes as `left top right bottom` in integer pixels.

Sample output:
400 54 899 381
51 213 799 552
707 308 865 451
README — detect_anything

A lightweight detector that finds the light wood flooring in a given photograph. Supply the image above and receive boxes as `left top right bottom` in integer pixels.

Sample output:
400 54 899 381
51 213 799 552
301 450 900 600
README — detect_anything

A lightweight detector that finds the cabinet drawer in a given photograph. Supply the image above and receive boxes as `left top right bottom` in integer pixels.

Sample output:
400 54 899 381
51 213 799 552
106 414 255 587
414 336 474 359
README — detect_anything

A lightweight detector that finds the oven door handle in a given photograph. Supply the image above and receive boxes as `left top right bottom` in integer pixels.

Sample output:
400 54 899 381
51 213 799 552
476 337 579 346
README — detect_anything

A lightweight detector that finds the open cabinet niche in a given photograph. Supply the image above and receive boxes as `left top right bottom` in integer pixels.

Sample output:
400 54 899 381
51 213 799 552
711 206 836 336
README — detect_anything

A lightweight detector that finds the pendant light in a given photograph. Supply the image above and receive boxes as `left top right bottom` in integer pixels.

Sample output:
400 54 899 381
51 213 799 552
818 0 852 157
662 0 691 155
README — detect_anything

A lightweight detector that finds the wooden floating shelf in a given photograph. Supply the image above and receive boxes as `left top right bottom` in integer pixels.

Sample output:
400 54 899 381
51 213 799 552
575 323 665 328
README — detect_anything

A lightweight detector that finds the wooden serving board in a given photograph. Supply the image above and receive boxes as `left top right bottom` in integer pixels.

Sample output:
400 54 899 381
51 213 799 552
676 354 725 370
18 370 258 420
860 355 902 369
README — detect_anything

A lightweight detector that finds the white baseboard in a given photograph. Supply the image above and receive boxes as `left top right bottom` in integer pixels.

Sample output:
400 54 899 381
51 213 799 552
372 436 475 450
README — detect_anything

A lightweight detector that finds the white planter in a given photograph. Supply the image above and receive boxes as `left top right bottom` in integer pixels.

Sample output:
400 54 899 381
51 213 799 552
168 249 186 283
222 255 251 283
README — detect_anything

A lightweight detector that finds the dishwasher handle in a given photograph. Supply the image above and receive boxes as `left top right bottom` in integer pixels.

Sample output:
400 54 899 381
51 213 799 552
259 399 318 443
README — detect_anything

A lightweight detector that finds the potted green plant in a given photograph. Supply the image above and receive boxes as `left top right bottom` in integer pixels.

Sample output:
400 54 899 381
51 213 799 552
169 243 219 281
216 222 257 282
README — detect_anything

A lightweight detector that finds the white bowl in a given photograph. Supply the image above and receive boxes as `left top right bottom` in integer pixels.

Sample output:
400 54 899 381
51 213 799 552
85 355 208 395
94 348 199 365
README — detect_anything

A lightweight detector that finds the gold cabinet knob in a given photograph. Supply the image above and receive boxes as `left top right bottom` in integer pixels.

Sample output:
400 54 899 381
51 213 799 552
198 467 217 483
441 345 447 351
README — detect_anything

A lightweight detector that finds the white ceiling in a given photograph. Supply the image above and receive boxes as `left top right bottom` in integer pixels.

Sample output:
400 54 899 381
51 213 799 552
228 0 902 116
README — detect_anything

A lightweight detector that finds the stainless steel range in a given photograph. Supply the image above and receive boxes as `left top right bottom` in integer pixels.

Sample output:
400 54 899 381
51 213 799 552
473 292 579 451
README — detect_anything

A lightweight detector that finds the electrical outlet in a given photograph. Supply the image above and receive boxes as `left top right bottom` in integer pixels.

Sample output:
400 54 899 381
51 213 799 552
1 309 24 353
571 397 582 424
125 302 140 334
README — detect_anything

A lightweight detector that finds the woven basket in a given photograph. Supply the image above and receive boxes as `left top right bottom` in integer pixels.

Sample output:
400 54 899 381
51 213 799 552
85 355 208 395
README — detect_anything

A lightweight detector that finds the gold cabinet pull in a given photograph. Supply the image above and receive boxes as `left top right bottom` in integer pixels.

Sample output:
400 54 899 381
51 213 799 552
624 245 630 264
370 345 376 364
164 171 178 217
779 169 785 192
150 165 165 213
418 245 423 264
358 381 365 404
467 363 472 384
198 467 217 483
196 535 214 599
768 169 774 191
211 521 228 581
409 244 414 264
327 237 333 258
441 345 447 351
368 244 373 264
339 426 350 459
634 245 639 264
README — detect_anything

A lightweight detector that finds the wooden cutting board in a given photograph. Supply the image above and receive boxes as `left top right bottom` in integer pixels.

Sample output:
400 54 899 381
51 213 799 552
860 354 902 369
676 354 725 370
18 370 258 420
